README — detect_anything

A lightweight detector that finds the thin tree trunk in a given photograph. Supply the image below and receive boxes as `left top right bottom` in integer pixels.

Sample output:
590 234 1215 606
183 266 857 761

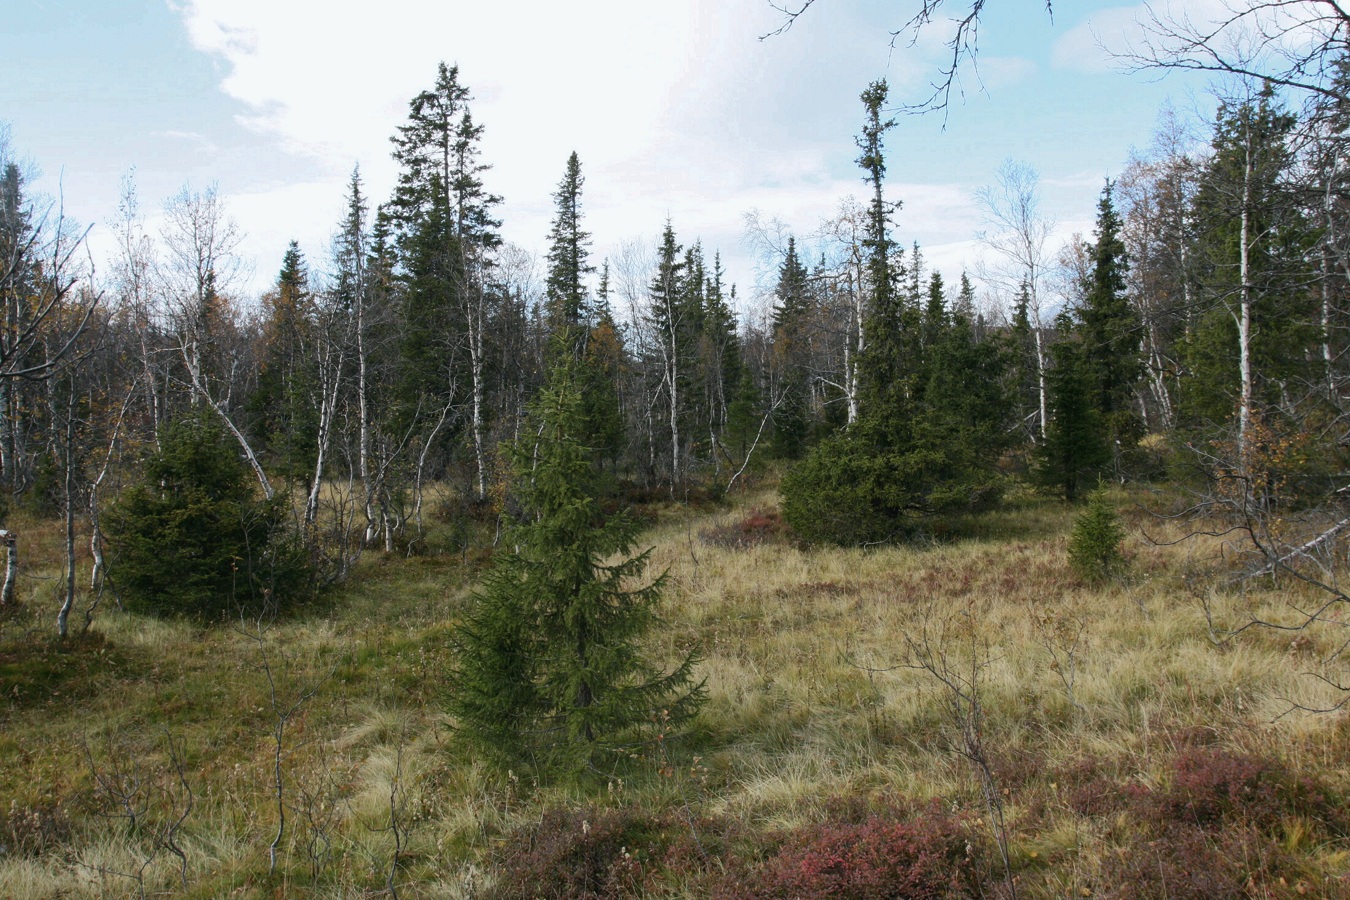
182 339 275 500
1033 326 1047 441
88 392 133 593
57 386 76 639
357 285 375 545
412 396 454 533
305 335 347 532
0 530 17 606
1237 143 1254 466
0 380 10 489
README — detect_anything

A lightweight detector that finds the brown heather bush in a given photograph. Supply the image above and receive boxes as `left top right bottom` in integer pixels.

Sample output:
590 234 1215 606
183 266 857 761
1148 747 1342 834
701 508 792 549
1096 826 1306 900
1074 748 1341 899
1 798 71 858
716 802 983 900
485 806 716 900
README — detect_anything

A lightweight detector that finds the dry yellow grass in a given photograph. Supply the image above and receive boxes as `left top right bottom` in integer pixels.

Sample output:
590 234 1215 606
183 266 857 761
1 485 1348 896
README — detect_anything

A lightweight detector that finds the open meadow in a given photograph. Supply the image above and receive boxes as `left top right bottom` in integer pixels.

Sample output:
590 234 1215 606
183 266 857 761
1 483 1349 898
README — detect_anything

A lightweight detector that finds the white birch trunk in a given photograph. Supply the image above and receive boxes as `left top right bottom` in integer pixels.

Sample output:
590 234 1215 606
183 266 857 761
0 530 16 606
1237 145 1254 467
182 338 275 500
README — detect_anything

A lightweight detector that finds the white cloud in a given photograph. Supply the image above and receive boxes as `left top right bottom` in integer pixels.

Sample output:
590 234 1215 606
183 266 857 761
165 0 911 295
150 0 1157 306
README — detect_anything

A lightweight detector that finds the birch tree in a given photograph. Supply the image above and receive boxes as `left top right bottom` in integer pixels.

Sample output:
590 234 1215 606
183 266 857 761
976 159 1054 439
158 183 272 498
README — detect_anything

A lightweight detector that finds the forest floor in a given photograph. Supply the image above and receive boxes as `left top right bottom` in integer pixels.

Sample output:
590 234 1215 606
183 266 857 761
1 480 1349 898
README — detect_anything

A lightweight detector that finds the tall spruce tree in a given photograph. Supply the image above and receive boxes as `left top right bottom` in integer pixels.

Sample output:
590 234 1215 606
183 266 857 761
544 152 593 343
781 83 1008 544
581 266 626 477
388 61 504 501
1077 180 1142 448
450 352 702 769
1180 87 1316 448
647 222 692 487
1036 321 1110 501
252 241 319 483
857 79 898 326
772 236 812 459
701 252 742 467
1008 279 1041 445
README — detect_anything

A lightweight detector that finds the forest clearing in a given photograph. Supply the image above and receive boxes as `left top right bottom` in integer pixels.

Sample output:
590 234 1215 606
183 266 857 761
6 1 1350 896
2 481 1349 898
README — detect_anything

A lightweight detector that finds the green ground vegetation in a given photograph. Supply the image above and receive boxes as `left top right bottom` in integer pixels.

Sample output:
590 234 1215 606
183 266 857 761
1 480 1349 898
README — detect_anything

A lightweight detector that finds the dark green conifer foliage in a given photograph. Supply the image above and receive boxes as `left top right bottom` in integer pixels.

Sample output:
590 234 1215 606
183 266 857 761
362 205 403 429
251 241 320 483
781 86 1012 544
387 62 503 480
1068 486 1128 582
1077 181 1142 445
783 87 1015 545
396 184 462 420
389 62 501 245
772 236 812 459
544 152 593 341
450 353 702 769
1180 88 1316 429
647 222 706 486
701 252 743 456
1008 280 1041 443
857 79 898 320
857 247 921 440
108 410 308 620
920 270 946 372
724 366 762 462
579 265 626 477
1036 325 1111 501
917 290 1013 485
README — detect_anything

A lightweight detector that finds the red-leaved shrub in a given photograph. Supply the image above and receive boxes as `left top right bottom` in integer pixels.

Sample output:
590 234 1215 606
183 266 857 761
717 804 981 900
1151 748 1337 832
1096 826 1301 900
701 508 791 549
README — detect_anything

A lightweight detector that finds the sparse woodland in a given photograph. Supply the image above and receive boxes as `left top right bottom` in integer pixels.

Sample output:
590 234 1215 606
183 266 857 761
6 2 1350 895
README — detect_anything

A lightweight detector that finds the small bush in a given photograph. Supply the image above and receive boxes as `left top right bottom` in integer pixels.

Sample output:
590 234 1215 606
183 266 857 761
701 508 791 549
1097 826 1300 900
1067 487 1126 581
719 803 981 900
486 807 696 900
107 409 310 620
781 428 1002 546
2 797 72 858
1086 749 1340 898
1149 747 1339 833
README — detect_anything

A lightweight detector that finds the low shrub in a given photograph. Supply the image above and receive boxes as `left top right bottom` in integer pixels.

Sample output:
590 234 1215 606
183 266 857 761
718 803 982 900
1085 748 1339 898
1096 826 1302 900
107 409 311 620
1067 487 1126 582
701 508 791 549
1062 747 1342 835
486 806 707 900
1149 747 1339 833
2 797 72 858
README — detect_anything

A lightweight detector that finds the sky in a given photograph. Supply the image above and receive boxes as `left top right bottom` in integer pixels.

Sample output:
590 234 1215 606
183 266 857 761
3 0 1218 315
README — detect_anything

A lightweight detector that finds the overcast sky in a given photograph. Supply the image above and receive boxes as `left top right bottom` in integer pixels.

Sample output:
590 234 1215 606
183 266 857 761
4 0 1214 313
